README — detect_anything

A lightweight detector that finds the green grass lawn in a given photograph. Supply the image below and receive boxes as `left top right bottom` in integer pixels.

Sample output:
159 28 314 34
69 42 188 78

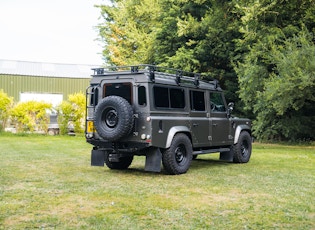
0 134 314 229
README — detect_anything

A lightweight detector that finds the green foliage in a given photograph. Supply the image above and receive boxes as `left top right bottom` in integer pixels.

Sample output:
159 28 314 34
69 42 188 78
97 0 315 141
156 1 239 76
57 92 86 134
98 0 161 65
266 31 315 115
98 0 242 111
234 0 315 141
252 31 315 140
10 101 52 133
0 89 13 131
57 101 73 134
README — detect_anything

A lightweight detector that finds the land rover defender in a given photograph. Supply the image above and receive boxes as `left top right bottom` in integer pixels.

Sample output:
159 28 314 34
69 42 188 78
85 65 252 174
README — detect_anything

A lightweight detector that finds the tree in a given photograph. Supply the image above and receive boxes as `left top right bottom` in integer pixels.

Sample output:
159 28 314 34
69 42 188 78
97 0 315 141
98 0 243 112
0 89 13 131
98 0 162 65
154 0 242 111
234 0 315 140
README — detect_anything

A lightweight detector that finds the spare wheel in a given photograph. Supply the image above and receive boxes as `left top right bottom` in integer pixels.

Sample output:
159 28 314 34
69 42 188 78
94 96 134 141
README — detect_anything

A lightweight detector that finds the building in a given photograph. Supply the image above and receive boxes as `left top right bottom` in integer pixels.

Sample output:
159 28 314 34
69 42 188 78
0 59 100 107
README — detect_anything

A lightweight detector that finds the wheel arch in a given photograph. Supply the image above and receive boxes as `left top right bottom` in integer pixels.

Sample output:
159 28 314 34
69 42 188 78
165 126 192 148
234 125 251 144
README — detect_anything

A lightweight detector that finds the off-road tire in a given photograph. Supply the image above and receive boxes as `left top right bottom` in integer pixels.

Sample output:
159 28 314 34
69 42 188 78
162 133 193 175
233 131 252 163
94 96 134 141
105 153 134 170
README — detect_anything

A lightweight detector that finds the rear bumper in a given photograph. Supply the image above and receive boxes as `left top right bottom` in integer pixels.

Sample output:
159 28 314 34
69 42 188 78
86 139 150 153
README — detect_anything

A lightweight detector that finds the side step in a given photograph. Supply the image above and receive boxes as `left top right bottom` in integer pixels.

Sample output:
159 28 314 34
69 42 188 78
193 147 230 155
193 147 233 162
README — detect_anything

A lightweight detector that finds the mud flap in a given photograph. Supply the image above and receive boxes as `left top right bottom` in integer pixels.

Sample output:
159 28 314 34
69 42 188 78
219 149 233 162
145 148 162 172
91 149 105 166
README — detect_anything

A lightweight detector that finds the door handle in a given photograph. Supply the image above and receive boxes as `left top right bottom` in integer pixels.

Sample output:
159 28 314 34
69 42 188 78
212 123 217 127
193 123 199 127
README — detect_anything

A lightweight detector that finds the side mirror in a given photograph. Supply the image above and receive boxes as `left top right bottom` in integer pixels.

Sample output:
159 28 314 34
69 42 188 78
227 102 234 117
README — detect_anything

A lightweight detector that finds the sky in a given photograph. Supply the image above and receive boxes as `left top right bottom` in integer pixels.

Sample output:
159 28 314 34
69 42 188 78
0 0 109 65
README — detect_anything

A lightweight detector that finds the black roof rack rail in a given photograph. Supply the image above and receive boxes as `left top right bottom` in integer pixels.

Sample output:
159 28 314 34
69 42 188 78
91 64 220 88
92 65 140 75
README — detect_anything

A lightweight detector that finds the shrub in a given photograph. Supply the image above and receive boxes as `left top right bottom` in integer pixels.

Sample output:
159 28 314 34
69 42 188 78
0 89 14 132
57 92 86 134
11 101 52 133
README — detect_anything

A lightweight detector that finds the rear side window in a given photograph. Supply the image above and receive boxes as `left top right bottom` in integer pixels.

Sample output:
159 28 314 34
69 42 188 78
104 83 132 104
138 86 147 106
154 86 185 109
90 87 99 106
170 88 185 108
154 87 169 108
190 90 205 111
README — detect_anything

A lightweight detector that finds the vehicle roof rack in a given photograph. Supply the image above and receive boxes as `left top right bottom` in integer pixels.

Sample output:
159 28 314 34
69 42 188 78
92 64 219 88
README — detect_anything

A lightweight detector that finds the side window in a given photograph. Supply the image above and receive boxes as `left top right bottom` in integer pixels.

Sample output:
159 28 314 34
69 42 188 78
138 86 147 106
170 88 185 108
104 83 132 104
154 86 169 108
190 90 205 111
154 86 185 109
90 87 98 106
210 92 226 112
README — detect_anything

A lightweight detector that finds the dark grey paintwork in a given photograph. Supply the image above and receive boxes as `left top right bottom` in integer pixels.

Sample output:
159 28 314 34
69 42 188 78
85 65 252 172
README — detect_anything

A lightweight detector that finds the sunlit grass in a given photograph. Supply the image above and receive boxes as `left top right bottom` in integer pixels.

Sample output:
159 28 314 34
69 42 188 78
0 134 314 229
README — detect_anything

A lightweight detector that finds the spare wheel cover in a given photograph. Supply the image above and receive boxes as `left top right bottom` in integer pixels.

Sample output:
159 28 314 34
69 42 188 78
94 96 134 141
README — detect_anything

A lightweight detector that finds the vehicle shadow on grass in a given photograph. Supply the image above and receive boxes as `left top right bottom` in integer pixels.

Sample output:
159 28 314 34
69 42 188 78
105 157 232 176
190 158 232 171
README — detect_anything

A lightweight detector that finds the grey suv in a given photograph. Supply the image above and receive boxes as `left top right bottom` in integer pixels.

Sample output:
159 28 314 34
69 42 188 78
85 65 252 174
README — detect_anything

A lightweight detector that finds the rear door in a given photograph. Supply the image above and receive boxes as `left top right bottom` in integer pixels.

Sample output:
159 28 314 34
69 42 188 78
189 90 210 147
209 92 233 146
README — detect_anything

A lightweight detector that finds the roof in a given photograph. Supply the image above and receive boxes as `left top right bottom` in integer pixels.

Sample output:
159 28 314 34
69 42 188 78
90 64 221 90
0 59 101 78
